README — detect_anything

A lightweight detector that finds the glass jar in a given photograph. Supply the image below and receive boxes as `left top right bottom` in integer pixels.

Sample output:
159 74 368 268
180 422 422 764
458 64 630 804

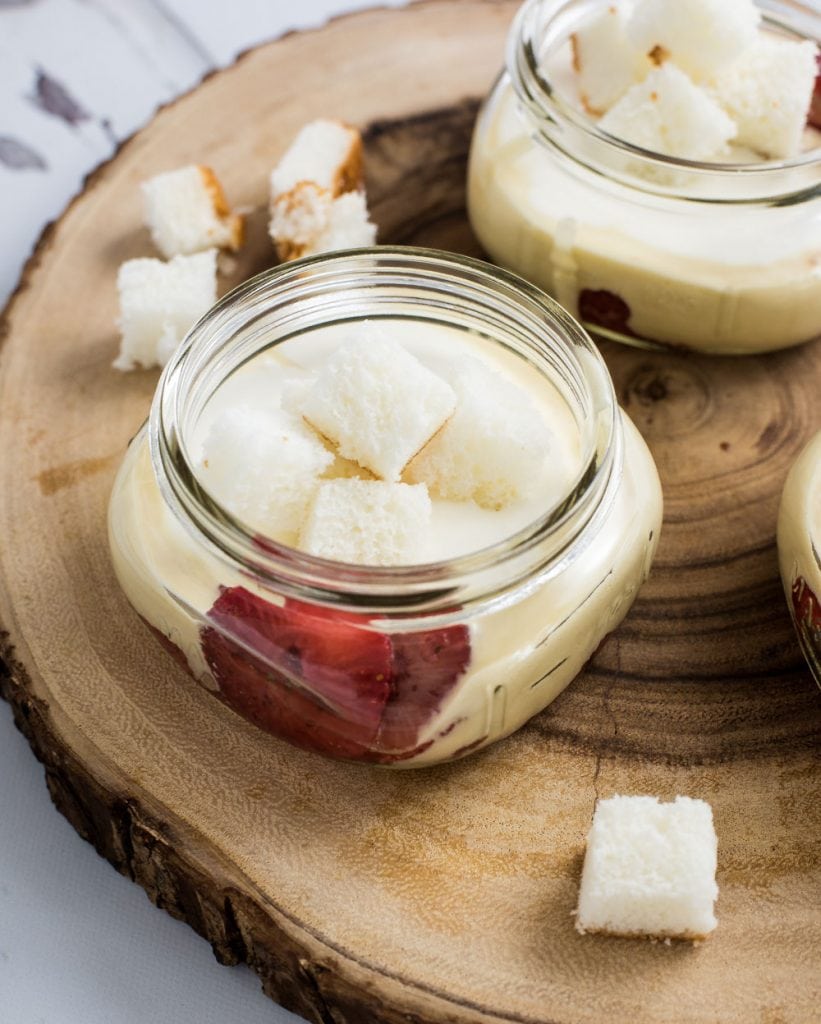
467 0 821 355
108 248 662 767
777 430 821 687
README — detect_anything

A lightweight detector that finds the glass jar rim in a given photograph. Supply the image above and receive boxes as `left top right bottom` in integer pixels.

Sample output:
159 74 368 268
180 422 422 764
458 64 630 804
508 0 821 200
149 247 621 614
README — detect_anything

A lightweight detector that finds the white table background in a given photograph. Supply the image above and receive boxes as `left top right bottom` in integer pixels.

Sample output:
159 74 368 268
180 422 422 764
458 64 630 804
0 2 408 1021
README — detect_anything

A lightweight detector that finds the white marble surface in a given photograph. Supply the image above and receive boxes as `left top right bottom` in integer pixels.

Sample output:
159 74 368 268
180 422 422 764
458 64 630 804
0 2 407 1021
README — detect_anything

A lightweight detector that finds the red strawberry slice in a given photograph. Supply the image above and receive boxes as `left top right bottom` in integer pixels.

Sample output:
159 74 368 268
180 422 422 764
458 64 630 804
198 586 472 763
378 625 471 753
578 288 640 339
792 576 821 634
202 587 392 758
809 52 821 131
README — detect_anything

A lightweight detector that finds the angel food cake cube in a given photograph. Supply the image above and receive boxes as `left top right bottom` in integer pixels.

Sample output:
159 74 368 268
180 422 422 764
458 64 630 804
270 119 363 200
114 250 217 371
626 0 760 79
300 331 457 481
199 406 333 543
707 36 819 160
576 795 719 940
142 165 243 259
598 63 736 160
271 184 376 261
405 356 552 510
572 2 653 115
313 191 376 251
300 479 432 565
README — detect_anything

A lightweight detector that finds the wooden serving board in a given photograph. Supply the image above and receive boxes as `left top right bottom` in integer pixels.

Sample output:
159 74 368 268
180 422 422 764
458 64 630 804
1 2 820 1021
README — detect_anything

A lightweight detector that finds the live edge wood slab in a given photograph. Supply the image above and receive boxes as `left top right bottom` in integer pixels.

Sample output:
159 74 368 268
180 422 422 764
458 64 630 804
1 2 819 1021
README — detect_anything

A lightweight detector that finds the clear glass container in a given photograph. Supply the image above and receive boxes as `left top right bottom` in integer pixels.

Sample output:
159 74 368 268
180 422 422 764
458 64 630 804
777 430 821 688
467 0 821 355
108 248 662 767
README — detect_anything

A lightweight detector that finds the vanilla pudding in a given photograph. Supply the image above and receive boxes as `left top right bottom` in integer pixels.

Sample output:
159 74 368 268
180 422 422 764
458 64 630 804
777 431 821 686
467 0 821 354
108 250 662 766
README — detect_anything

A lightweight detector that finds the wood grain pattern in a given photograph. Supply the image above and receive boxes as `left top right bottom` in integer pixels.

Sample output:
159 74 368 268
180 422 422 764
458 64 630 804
0 3 820 1023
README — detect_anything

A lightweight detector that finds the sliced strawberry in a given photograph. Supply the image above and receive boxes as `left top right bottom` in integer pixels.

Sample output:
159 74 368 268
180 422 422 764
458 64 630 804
198 586 471 763
791 576 821 633
202 587 392 757
808 52 821 131
378 625 471 753
578 288 640 339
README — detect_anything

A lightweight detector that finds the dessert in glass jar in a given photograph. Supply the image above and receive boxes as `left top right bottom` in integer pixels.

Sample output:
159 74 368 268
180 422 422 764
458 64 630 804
108 248 662 767
778 431 821 687
467 0 821 354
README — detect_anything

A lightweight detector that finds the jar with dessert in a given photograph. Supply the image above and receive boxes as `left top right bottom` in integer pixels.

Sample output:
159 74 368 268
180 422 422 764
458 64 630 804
108 248 662 767
778 430 821 688
467 0 821 355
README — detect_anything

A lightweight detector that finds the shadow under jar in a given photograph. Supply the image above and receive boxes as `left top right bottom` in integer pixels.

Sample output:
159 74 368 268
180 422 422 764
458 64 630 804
467 0 821 355
108 248 661 767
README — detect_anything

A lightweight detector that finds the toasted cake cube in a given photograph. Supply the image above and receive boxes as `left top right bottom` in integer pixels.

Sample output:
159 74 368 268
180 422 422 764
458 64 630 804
626 0 760 78
114 250 217 371
300 330 457 481
576 795 719 940
312 191 377 253
708 37 818 159
300 479 431 565
269 182 334 261
270 185 376 262
598 63 736 159
198 406 333 544
405 357 552 510
270 119 363 201
572 2 653 115
142 165 243 259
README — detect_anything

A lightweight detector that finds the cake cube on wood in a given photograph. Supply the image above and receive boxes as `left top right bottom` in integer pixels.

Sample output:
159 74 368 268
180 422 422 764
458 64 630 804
199 406 333 544
626 0 760 78
142 165 244 259
270 184 376 261
300 479 432 565
707 36 819 160
311 190 376 253
299 330 456 481
405 356 552 510
572 2 653 115
270 119 363 201
598 63 736 160
270 182 334 261
576 795 719 940
114 250 217 371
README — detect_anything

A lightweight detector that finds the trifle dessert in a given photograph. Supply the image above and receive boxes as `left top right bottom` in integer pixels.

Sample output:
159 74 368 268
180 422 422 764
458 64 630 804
468 0 821 353
108 249 662 766
777 432 821 687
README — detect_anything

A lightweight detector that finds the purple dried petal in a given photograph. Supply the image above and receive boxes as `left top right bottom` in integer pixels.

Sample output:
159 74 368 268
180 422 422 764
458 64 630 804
31 69 90 127
0 135 47 170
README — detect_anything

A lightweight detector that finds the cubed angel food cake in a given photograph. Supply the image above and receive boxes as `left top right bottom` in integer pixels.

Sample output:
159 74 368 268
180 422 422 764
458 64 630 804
468 0 821 353
108 299 662 766
268 119 376 260
113 123 377 373
196 324 560 564
576 795 719 940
